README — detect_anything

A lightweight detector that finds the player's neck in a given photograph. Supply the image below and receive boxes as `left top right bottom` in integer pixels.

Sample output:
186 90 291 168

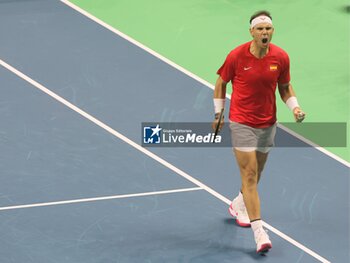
250 41 269 59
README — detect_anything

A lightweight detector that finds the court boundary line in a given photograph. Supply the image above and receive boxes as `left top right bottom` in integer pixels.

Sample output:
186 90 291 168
0 58 331 263
0 187 202 211
60 0 349 168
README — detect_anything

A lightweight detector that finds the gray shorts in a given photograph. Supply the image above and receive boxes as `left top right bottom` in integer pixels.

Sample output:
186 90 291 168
229 122 277 153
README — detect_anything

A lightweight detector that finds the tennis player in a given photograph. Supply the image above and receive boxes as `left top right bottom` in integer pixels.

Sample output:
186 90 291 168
212 10 305 254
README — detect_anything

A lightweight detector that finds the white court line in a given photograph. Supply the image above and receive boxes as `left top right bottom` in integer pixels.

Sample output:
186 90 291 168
0 187 202 211
60 0 350 169
0 58 331 263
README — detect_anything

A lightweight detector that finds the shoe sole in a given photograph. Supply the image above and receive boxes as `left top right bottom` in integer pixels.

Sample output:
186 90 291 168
228 205 251 227
257 243 272 254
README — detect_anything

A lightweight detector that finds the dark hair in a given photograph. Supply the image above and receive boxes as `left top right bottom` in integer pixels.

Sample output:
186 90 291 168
249 10 272 24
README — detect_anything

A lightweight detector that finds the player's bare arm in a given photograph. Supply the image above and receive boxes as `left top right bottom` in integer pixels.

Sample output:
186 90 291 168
212 77 227 131
278 82 306 122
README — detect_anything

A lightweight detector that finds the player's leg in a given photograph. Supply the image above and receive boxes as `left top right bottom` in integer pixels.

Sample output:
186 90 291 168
249 130 275 253
234 149 272 253
228 122 256 226
234 149 260 221
230 123 274 253
228 122 273 231
229 150 269 227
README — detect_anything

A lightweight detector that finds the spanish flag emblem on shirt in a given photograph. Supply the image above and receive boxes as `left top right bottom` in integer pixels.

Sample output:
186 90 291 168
270 65 278 71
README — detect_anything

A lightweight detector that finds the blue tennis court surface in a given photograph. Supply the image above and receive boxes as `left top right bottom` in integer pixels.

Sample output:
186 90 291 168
0 1 349 262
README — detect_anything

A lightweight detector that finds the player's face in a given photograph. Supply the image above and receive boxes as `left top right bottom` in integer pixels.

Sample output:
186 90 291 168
250 23 274 48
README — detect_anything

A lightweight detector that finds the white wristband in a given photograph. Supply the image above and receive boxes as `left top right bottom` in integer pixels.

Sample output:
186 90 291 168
213 98 225 113
285 96 299 111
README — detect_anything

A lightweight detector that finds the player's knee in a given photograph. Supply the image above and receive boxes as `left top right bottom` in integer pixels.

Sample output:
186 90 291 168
241 169 258 189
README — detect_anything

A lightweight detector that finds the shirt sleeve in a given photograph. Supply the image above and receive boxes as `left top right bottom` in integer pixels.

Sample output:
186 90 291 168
217 53 235 83
278 52 291 85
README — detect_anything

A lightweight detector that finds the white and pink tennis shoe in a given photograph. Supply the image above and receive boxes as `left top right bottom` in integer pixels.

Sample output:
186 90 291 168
228 193 251 227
